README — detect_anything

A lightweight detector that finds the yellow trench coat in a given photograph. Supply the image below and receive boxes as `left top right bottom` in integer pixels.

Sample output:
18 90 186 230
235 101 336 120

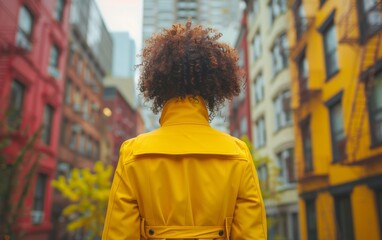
102 97 267 240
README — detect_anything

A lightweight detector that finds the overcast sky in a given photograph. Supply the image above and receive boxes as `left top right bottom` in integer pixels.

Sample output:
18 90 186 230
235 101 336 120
96 0 143 53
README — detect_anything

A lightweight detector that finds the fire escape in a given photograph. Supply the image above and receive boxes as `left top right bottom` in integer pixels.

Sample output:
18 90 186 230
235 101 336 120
288 0 318 106
339 0 382 164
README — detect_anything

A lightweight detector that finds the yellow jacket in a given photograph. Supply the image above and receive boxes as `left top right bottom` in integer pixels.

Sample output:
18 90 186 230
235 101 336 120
102 97 267 240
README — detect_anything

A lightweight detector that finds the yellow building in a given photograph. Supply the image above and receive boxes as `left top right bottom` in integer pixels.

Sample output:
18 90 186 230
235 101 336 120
288 0 382 239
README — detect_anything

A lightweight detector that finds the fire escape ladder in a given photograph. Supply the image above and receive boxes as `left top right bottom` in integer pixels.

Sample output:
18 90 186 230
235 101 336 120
347 32 382 163
338 0 359 44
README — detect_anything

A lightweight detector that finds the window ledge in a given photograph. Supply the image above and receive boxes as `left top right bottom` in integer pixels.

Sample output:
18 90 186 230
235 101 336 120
370 141 382 149
276 183 297 192
273 123 293 135
271 67 288 82
325 69 340 82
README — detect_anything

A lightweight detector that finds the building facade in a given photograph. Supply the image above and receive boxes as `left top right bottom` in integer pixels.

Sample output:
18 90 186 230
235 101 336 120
242 0 300 239
103 87 138 166
0 0 70 239
111 32 136 79
230 9 252 140
288 0 382 239
142 0 240 43
51 0 113 238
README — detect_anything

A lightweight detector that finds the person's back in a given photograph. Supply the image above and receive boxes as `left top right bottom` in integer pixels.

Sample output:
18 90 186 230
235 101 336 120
102 20 267 239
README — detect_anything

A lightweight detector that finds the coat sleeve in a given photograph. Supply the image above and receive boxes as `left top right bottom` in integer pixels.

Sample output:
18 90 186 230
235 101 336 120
231 147 267 240
102 142 140 239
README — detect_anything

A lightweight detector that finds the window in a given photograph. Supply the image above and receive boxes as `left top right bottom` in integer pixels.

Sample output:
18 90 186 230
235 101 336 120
64 80 72 104
8 80 25 128
69 124 78 150
16 5 33 50
301 118 313 172
274 90 292 131
253 73 264 104
291 212 300 240
42 105 54 145
255 116 266 149
322 19 339 78
250 0 260 21
269 0 287 24
32 173 47 224
252 31 262 62
86 136 92 158
54 0 65 21
361 0 382 35
369 73 382 145
335 194 355 240
77 57 83 76
276 148 296 185
298 51 309 101
257 164 268 190
305 199 318 240
56 162 70 178
94 141 100 160
295 1 308 39
329 98 346 162
271 34 289 76
60 118 68 144
82 97 88 120
48 44 60 79
79 132 85 154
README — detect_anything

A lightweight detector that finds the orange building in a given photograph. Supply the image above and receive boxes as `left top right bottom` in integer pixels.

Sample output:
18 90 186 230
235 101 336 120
288 0 382 239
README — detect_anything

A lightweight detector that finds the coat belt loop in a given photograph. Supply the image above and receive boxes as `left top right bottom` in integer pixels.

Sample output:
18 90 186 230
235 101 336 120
225 217 232 240
141 218 147 239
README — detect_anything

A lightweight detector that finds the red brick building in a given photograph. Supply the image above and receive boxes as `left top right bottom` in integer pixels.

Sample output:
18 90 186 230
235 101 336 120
230 9 252 141
50 0 113 238
0 0 70 239
103 87 137 166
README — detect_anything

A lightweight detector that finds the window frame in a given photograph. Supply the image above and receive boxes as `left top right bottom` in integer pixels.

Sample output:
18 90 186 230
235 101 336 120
252 31 262 62
305 198 318 240
271 33 289 77
300 116 314 173
273 89 292 131
32 173 47 224
8 79 26 129
54 0 65 22
255 116 266 149
334 193 355 240
326 91 346 162
276 148 296 185
368 69 382 147
253 73 264 104
357 0 382 41
16 5 34 51
319 11 339 80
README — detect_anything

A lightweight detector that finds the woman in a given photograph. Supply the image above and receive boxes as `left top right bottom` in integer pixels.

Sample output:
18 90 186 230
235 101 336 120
102 20 267 239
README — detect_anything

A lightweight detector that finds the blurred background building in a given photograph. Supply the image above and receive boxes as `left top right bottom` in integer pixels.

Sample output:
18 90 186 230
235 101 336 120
142 0 241 43
0 0 71 239
51 0 113 238
230 1 299 239
288 0 382 239
1 0 382 239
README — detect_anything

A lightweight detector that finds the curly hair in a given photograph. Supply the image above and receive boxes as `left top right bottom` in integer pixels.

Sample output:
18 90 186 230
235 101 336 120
137 20 245 118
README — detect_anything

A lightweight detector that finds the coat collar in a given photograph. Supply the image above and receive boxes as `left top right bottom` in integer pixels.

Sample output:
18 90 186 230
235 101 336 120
159 96 209 127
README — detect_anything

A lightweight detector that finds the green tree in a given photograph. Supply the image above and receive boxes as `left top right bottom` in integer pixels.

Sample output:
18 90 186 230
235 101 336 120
52 161 113 239
0 114 40 239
